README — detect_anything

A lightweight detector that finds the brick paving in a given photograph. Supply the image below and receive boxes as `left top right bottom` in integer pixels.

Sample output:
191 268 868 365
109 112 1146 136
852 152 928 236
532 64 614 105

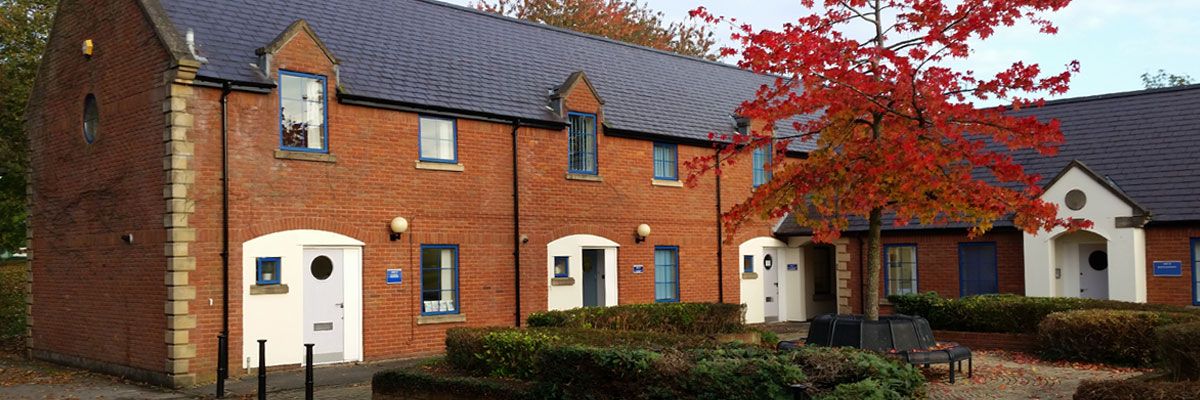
925 351 1146 400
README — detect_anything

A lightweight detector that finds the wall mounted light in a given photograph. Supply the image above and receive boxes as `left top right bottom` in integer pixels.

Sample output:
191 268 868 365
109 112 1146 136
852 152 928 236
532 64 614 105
635 224 651 243
121 233 134 244
82 39 94 57
389 217 409 241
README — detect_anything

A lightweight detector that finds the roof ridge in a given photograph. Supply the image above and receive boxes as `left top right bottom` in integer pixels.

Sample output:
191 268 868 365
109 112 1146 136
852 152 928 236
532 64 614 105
1032 83 1200 108
411 0 759 76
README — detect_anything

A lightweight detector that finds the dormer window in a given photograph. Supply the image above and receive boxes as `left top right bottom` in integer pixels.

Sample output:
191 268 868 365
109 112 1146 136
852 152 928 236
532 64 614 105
752 141 773 187
279 71 328 153
567 113 598 174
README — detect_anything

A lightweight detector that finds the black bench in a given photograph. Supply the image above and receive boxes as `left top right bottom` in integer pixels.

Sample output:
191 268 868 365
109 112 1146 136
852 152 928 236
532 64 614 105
895 343 973 383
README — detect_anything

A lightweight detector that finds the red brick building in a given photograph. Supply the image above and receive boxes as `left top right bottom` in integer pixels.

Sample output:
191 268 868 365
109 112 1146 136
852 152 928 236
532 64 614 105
23 0 1200 390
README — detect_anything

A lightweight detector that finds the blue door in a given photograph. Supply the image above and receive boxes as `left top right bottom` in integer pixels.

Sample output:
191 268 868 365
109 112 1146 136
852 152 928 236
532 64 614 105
959 243 998 297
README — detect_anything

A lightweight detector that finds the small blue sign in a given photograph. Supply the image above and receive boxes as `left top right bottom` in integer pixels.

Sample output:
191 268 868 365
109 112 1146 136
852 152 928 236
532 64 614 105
386 268 403 284
1153 261 1183 277
632 265 644 274
786 263 798 271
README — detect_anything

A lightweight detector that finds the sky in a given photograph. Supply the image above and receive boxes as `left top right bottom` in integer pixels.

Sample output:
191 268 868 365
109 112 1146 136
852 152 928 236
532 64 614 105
443 0 1200 101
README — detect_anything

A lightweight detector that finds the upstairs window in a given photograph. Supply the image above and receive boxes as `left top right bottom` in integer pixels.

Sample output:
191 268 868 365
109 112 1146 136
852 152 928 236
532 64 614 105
421 245 459 315
419 116 457 163
752 142 772 187
884 245 918 296
655 246 680 303
279 71 327 152
653 142 678 180
1193 239 1199 305
567 113 598 174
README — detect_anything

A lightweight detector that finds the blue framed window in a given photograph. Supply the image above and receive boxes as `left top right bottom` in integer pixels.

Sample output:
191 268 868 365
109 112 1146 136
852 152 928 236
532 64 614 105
420 245 460 315
256 257 281 285
567 113 598 174
958 242 999 297
743 255 754 274
419 116 457 163
653 142 678 180
655 246 680 303
884 244 918 296
279 70 328 152
553 256 570 278
1192 238 1199 306
752 142 773 187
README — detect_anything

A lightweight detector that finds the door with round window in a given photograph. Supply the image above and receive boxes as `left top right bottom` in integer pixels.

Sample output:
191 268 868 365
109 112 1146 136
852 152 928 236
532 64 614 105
1078 244 1109 300
303 249 344 363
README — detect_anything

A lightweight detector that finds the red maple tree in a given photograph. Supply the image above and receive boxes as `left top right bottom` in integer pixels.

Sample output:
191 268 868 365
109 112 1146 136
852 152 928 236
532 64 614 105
687 0 1091 320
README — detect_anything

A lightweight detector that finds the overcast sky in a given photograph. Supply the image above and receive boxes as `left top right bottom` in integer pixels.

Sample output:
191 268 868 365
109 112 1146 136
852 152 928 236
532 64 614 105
444 0 1200 101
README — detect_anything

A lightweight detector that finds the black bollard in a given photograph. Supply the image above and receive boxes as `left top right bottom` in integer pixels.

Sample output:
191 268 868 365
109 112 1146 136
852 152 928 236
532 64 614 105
216 334 227 398
257 339 267 400
305 344 314 400
789 383 811 400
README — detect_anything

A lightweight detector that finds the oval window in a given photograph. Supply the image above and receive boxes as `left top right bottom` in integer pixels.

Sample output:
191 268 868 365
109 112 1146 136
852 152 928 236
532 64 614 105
310 255 333 280
83 94 99 144
1088 250 1108 271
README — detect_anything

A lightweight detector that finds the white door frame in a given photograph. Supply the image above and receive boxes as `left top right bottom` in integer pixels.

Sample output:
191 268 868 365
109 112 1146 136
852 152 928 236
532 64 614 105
547 235 620 310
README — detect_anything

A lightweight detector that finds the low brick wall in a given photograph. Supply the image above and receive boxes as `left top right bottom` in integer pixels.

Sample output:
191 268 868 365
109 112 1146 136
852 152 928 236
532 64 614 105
933 330 1038 354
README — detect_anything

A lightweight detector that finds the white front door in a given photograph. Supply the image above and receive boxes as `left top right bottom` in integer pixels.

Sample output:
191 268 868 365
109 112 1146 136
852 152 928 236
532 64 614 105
304 249 345 364
763 249 780 321
1079 244 1109 300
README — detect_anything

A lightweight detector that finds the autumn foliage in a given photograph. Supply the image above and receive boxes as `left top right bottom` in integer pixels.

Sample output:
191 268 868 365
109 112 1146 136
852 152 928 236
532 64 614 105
474 0 717 60
687 0 1091 319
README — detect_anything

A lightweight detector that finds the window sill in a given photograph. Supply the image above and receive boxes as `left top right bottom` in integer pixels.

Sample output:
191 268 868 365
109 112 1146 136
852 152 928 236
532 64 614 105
551 277 575 286
652 179 683 188
249 284 289 295
565 173 602 182
417 314 467 325
275 150 337 163
741 272 758 280
415 160 464 172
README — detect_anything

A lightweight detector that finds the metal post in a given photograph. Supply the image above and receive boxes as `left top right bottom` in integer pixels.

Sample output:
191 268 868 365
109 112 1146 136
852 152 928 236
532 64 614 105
216 334 227 398
305 344 314 400
257 339 267 400
789 383 811 400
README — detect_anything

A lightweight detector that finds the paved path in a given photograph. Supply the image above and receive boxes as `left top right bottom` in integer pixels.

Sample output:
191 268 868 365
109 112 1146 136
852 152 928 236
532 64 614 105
925 351 1145 400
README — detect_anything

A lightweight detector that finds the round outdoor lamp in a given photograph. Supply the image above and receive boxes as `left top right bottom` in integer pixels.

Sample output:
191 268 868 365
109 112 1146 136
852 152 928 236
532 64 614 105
635 224 651 243
389 217 409 241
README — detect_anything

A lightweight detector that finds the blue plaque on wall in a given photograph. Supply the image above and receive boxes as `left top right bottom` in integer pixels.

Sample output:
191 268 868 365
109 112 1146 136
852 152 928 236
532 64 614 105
786 263 798 271
386 268 403 284
632 265 644 274
1153 261 1182 277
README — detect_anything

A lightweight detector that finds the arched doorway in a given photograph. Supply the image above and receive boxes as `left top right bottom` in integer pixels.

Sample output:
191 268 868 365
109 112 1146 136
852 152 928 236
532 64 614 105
546 234 620 310
1052 230 1109 299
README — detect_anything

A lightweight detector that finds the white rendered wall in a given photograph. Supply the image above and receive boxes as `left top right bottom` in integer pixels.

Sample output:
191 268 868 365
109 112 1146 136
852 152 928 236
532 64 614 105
546 234 620 311
241 230 364 368
739 237 800 324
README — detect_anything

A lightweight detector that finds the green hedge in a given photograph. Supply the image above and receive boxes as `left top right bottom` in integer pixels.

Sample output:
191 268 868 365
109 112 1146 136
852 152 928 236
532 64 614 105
1037 310 1200 366
526 303 746 335
372 368 531 400
889 292 1199 334
788 346 926 399
1074 379 1200 400
1155 321 1200 380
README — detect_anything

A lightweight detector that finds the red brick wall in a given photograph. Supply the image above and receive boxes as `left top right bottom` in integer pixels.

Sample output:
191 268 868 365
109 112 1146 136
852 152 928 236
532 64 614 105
179 28 774 380
842 230 1025 313
26 0 173 377
1145 226 1200 307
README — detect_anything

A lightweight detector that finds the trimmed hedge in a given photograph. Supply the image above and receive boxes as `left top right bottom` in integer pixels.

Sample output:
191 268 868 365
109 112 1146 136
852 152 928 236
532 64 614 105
372 368 531 400
526 302 746 335
1074 379 1200 400
1037 310 1200 366
788 346 926 399
1155 321 1200 380
889 292 1200 334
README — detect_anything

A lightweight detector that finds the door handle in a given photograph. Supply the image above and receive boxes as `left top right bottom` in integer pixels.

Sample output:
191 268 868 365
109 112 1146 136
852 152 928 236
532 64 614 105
336 303 344 308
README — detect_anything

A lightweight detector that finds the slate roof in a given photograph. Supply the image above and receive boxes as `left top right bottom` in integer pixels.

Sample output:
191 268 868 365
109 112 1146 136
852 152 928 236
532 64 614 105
775 84 1200 235
157 0 815 150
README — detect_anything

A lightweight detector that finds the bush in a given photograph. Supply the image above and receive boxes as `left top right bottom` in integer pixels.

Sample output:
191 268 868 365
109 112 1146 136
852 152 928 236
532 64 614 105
787 346 925 399
890 292 1200 334
1155 321 1200 380
372 367 532 400
1038 310 1200 366
526 303 746 335
1074 378 1200 400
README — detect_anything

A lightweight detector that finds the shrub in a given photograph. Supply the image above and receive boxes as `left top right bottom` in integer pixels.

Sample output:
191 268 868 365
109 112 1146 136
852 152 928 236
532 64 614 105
890 292 1200 334
533 345 667 399
372 367 531 400
526 303 746 335
1074 378 1200 400
1038 310 1200 366
786 346 925 399
1155 321 1200 380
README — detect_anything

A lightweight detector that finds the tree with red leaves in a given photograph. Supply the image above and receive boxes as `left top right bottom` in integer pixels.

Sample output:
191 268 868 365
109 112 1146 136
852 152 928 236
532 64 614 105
687 0 1091 320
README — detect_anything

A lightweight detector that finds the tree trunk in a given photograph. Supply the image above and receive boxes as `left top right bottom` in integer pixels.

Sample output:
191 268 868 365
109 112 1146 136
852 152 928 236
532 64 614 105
864 207 883 321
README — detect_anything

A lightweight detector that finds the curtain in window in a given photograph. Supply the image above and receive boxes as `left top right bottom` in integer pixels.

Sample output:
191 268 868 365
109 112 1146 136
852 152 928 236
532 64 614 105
421 247 458 314
420 118 455 161
280 73 325 150
886 246 917 296
568 114 597 173
655 248 679 302
653 143 677 179
752 142 772 186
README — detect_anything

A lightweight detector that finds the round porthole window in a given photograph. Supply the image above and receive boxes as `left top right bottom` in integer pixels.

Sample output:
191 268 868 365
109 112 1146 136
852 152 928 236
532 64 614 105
310 255 333 280
83 94 99 144
1088 250 1108 271
1065 189 1087 211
